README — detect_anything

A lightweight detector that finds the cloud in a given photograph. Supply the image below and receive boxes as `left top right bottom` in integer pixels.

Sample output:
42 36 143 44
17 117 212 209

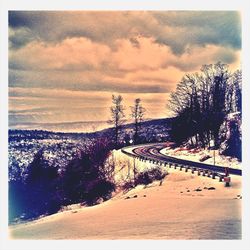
9 37 111 71
9 36 240 95
9 11 241 54
8 11 241 125
152 11 241 53
9 27 36 49
9 36 180 93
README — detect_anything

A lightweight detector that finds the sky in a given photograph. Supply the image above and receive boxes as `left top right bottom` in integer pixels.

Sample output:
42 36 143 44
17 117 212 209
8 11 241 130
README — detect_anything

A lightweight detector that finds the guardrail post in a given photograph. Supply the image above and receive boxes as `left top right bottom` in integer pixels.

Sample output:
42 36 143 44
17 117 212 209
212 172 216 179
185 167 188 172
191 168 195 174
219 176 223 182
202 170 206 176
198 170 201 176
224 176 231 187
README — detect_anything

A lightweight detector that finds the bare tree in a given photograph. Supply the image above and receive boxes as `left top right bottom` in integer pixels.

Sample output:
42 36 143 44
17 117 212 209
108 95 125 148
232 69 242 113
131 98 146 144
168 62 236 148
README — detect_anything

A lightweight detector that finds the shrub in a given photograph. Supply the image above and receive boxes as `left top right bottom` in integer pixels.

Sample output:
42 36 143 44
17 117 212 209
84 179 115 205
121 167 168 192
135 167 168 186
122 179 135 191
61 138 116 206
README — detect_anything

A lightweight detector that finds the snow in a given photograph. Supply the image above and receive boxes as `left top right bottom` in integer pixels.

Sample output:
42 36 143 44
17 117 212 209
227 112 241 119
9 150 242 240
160 146 241 170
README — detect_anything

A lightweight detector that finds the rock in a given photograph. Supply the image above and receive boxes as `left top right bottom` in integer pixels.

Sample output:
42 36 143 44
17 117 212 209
96 197 104 204
133 195 138 198
199 154 211 162
194 188 202 192
125 196 130 199
208 187 216 190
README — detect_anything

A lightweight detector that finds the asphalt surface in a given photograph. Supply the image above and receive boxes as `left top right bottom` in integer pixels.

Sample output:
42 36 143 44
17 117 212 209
121 142 242 176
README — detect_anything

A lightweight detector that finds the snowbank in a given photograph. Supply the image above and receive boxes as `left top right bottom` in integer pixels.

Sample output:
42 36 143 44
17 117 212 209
160 146 241 169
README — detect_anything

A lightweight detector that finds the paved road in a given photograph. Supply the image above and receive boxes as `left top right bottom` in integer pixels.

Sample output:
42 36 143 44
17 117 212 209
121 142 242 176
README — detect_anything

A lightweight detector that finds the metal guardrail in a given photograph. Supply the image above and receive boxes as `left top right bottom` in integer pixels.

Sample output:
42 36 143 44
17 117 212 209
121 144 242 184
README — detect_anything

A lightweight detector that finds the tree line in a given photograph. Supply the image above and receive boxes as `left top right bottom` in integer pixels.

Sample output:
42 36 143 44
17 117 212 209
168 62 241 152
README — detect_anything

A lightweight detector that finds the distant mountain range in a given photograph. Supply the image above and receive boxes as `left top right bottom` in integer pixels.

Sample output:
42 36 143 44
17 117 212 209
9 118 173 133
9 120 113 133
9 117 174 144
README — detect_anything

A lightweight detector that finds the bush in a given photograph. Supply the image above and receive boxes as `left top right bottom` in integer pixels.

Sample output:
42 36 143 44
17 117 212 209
122 180 135 191
61 138 115 206
84 179 115 205
121 167 168 192
135 167 168 186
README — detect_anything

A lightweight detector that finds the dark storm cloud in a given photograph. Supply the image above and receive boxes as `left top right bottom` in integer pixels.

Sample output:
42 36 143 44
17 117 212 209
9 11 34 28
8 11 241 54
9 11 134 46
9 27 38 49
153 11 241 54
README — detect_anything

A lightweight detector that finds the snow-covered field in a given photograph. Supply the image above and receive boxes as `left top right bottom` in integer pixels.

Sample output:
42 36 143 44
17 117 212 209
9 149 242 240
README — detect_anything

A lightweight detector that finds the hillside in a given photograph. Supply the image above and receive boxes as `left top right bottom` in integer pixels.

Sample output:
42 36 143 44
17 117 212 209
9 156 242 239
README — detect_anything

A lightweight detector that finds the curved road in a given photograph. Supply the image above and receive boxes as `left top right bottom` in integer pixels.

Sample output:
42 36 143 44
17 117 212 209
121 142 242 176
